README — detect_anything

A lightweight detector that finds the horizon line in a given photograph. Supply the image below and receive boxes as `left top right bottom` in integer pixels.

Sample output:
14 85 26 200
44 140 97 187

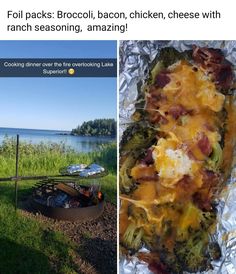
0 126 70 132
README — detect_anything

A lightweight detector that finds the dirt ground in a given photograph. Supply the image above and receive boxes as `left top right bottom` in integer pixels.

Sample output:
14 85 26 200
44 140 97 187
20 201 117 274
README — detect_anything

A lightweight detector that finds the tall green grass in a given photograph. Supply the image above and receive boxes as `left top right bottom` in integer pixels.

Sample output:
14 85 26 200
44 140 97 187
0 137 117 177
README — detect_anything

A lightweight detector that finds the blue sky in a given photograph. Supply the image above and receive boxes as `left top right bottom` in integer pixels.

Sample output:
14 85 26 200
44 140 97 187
0 41 117 130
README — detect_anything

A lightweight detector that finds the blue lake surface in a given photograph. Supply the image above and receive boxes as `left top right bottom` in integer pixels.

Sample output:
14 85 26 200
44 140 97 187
0 127 115 153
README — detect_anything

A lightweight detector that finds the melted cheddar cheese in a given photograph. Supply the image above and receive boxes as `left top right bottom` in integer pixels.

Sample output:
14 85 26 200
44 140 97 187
164 61 225 112
149 62 225 189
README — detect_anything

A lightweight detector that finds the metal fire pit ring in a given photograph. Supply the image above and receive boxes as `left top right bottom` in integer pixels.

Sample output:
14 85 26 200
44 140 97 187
31 198 105 222
31 180 105 222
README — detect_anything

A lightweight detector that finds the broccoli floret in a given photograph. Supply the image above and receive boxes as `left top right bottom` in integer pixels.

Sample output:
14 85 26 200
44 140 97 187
208 242 221 261
176 202 216 241
162 220 173 238
159 249 183 274
120 122 156 154
154 231 211 273
120 154 137 193
206 142 223 171
128 204 148 226
175 231 210 273
157 47 191 68
120 122 157 193
149 61 164 85
200 210 216 229
121 223 144 251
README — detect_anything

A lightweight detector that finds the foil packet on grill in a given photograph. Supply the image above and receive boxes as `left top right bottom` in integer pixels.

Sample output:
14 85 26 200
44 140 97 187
60 163 105 177
60 164 88 175
79 163 105 177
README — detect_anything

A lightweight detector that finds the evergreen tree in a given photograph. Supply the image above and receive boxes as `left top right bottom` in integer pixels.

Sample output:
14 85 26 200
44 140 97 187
71 119 116 136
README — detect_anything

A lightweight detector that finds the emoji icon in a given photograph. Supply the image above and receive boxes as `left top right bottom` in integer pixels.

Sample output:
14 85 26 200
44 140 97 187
68 68 75 75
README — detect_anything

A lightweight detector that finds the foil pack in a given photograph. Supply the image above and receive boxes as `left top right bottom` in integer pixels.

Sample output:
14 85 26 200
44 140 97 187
60 163 105 176
119 40 236 274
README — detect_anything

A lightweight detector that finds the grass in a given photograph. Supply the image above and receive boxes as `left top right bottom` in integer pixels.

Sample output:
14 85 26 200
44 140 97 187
0 137 116 175
0 137 117 273
0 203 78 274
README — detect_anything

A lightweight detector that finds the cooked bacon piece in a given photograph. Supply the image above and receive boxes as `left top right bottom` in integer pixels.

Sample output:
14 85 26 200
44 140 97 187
147 95 166 108
149 112 161 123
146 89 169 124
138 253 170 274
213 63 233 90
202 170 220 187
155 73 171 88
146 88 167 112
149 112 168 125
140 148 154 165
187 149 197 160
192 46 233 90
193 170 220 210
193 192 211 211
169 104 188 120
148 87 167 102
175 175 198 200
159 115 168 125
192 46 223 67
148 261 170 274
146 100 159 112
177 175 192 191
197 132 212 156
204 123 215 132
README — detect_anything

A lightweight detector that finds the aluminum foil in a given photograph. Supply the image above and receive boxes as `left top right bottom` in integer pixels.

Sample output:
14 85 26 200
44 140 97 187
79 163 105 177
60 163 104 176
62 164 88 174
119 40 236 274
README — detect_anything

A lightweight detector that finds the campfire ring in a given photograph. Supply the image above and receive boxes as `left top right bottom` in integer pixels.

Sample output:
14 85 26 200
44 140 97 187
31 179 105 222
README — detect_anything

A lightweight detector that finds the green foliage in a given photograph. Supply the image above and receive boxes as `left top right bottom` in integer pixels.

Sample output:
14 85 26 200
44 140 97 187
122 223 144 251
71 118 116 136
0 137 117 176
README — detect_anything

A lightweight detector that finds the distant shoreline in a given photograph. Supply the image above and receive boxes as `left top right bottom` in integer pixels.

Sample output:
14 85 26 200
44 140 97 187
57 132 116 138
0 127 70 133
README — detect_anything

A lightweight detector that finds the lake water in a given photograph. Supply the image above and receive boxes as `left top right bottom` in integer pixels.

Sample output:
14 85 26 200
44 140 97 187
0 127 115 153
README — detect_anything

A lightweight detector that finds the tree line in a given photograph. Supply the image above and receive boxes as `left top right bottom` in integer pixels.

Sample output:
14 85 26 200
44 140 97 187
71 119 116 137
